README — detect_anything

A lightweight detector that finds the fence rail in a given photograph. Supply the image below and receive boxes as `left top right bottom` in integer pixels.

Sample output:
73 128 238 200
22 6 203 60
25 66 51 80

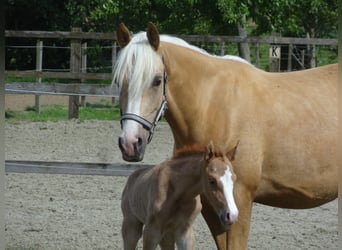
5 70 113 80
5 83 117 96
5 160 153 176
5 30 337 45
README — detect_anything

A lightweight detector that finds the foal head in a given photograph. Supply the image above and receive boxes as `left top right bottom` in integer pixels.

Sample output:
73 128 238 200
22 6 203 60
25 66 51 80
201 142 239 228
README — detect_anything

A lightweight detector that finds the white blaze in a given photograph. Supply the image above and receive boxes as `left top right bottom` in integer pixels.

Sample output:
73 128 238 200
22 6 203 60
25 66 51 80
220 165 239 223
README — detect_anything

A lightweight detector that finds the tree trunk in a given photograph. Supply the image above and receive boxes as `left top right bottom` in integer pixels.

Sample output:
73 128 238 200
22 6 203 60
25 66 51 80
237 15 251 62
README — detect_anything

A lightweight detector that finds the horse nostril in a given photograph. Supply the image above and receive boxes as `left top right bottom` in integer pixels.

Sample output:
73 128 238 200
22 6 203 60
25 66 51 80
227 212 230 222
118 137 124 151
134 137 143 155
137 137 143 146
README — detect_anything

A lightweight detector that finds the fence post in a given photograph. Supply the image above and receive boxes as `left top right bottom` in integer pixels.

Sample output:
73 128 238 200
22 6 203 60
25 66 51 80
111 42 117 104
35 40 43 113
80 42 87 107
69 27 82 119
269 33 281 72
287 44 293 71
254 43 260 68
220 42 225 56
301 49 305 69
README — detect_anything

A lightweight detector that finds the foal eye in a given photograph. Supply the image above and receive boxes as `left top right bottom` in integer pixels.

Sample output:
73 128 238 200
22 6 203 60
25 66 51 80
152 76 162 87
209 178 216 186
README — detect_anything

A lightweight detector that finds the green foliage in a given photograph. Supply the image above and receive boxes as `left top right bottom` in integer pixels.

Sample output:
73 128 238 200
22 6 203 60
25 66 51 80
248 0 337 37
5 0 337 37
5 0 337 71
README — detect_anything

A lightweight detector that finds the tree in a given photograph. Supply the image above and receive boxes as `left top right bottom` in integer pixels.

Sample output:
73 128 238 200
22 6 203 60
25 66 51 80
248 0 337 67
5 0 337 69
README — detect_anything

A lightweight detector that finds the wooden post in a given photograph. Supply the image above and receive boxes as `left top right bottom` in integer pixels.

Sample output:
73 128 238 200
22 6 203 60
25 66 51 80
269 44 281 72
35 40 43 113
269 33 281 72
309 44 316 68
287 44 293 71
301 49 305 69
68 27 82 119
220 42 225 56
80 42 87 107
111 42 117 104
254 43 260 68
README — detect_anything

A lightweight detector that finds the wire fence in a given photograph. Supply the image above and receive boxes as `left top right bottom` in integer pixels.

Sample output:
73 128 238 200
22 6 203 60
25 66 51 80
5 41 337 74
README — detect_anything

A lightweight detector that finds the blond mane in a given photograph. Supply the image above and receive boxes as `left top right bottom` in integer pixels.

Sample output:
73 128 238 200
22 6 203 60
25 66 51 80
112 31 249 94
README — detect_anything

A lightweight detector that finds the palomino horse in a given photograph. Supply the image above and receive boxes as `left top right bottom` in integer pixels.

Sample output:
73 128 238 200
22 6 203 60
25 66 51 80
114 23 338 250
121 142 238 250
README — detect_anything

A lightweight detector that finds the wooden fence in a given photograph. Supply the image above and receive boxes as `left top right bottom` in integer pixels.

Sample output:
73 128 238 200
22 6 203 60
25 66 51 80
5 160 151 176
5 28 338 118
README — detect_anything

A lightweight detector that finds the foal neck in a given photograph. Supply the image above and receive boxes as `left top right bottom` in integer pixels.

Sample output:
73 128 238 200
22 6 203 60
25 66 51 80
167 153 204 199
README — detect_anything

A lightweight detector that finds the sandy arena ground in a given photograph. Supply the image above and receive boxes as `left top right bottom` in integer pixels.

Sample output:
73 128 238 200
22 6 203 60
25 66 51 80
4 95 338 249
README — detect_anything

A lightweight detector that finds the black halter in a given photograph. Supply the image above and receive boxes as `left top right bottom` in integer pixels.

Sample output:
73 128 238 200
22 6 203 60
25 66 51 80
120 58 168 143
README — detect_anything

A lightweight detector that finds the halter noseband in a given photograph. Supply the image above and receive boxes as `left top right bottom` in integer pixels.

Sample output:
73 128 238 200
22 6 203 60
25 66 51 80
120 57 168 143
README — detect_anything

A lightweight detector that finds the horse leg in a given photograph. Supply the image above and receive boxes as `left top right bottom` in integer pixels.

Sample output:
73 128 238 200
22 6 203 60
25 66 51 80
225 184 254 250
200 194 228 250
121 216 143 250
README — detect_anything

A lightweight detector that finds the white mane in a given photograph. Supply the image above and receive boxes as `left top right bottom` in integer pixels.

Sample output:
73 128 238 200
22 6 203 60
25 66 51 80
112 32 249 94
160 34 250 64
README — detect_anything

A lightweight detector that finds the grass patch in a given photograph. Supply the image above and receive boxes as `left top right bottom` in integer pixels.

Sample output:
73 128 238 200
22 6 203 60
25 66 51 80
5 103 121 123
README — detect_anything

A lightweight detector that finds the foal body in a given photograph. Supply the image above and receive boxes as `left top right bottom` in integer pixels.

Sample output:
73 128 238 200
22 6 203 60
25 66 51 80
121 144 238 250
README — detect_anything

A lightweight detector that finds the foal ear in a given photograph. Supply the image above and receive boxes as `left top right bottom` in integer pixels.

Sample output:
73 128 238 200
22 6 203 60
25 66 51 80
227 141 239 161
147 22 160 51
205 141 215 161
117 23 131 48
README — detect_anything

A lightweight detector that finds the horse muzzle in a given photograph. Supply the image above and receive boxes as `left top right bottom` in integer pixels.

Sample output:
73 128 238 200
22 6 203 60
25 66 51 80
118 135 147 162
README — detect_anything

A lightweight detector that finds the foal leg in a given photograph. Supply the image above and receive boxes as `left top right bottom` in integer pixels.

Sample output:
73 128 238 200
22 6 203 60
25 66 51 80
142 223 163 250
121 216 143 250
160 233 175 250
175 227 195 250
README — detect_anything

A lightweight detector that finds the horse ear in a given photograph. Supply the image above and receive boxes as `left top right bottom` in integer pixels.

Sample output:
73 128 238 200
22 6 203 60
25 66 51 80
227 141 239 161
147 22 160 51
205 141 215 161
116 23 131 48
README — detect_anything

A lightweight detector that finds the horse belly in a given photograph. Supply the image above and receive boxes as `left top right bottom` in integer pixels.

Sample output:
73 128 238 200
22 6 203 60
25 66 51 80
255 140 338 209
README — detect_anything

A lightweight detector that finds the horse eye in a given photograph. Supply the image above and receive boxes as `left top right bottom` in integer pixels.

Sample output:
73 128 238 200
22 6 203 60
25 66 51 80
152 76 162 87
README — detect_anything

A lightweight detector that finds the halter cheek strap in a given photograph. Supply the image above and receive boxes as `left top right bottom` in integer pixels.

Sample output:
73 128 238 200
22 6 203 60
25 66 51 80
120 99 167 143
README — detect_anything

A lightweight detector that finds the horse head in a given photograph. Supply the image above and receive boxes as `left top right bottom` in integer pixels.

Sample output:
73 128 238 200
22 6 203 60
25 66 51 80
114 23 167 161
201 142 239 228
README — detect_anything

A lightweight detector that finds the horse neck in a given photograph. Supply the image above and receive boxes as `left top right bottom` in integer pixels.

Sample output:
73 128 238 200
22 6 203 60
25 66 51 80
161 43 242 148
161 43 257 150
